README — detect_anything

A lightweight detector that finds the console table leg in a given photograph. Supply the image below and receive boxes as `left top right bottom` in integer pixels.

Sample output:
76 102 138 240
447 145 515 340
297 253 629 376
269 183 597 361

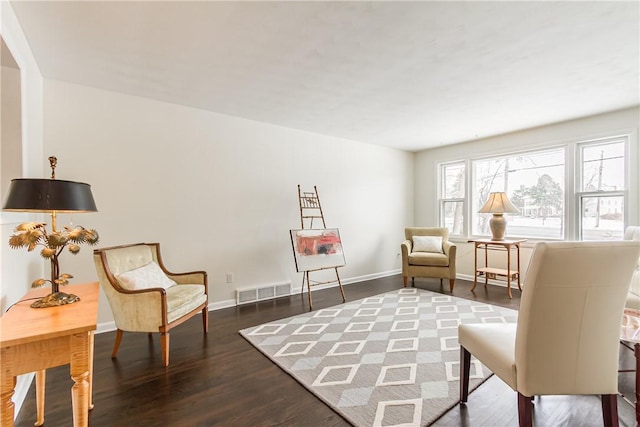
471 243 478 292
635 343 640 426
483 244 488 288
70 332 91 427
0 358 16 427
516 243 522 291
507 245 513 299
35 370 45 426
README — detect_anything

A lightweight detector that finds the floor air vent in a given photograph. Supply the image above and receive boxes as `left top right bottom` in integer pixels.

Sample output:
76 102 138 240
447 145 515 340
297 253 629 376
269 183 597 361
237 282 291 305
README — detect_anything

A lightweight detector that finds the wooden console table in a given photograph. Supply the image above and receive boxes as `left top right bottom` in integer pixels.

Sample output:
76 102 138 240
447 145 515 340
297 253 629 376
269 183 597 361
469 239 527 299
0 282 99 427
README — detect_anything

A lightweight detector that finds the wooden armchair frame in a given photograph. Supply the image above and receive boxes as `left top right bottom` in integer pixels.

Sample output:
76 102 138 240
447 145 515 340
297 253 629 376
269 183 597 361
94 243 208 366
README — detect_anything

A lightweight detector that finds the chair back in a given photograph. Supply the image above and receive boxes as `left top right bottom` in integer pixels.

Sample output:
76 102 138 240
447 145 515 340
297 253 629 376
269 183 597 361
515 240 640 396
405 227 449 241
93 243 162 328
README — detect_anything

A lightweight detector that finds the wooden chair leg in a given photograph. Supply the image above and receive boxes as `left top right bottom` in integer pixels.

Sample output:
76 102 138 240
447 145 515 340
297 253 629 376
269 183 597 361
202 307 209 334
460 346 471 402
35 370 45 426
111 329 123 358
601 394 618 427
161 332 170 367
411 277 415 287
440 278 443 287
402 276 408 287
517 392 533 427
449 278 455 292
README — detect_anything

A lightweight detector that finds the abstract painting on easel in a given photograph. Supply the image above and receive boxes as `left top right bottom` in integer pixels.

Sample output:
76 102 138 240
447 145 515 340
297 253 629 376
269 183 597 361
290 228 346 272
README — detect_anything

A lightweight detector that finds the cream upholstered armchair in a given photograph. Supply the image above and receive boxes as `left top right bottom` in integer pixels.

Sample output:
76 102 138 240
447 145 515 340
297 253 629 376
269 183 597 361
93 243 208 366
625 226 640 310
459 241 640 427
401 227 457 291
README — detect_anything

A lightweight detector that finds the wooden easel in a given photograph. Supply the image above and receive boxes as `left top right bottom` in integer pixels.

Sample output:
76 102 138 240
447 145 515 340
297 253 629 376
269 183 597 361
297 185 346 309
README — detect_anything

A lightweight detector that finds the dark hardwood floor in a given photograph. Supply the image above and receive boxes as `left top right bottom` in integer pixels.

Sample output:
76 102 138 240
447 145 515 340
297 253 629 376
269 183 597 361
14 276 636 426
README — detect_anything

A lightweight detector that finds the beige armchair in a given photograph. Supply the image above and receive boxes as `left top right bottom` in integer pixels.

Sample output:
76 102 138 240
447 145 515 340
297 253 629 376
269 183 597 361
401 227 457 291
93 243 209 366
459 241 640 427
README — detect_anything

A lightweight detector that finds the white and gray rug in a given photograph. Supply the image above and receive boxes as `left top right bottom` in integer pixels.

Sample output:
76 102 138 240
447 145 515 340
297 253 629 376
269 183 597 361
239 288 518 426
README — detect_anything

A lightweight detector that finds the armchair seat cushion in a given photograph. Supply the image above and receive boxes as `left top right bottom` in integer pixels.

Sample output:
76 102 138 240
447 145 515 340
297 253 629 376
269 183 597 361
459 323 517 390
408 251 450 267
166 284 208 323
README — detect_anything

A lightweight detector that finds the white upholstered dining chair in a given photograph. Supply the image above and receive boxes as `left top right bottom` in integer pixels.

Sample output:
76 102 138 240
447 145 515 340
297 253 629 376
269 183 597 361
459 240 640 427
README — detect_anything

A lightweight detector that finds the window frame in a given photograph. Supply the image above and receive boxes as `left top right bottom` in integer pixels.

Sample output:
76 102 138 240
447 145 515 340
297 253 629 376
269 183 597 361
437 133 632 242
470 146 566 240
438 161 467 237
575 136 629 240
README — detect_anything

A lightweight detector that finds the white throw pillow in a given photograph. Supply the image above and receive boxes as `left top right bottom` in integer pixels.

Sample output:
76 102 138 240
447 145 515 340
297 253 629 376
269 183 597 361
412 236 443 253
115 261 176 291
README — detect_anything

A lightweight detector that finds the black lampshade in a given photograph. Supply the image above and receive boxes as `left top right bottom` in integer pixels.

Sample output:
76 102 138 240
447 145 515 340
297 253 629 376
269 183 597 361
3 178 98 213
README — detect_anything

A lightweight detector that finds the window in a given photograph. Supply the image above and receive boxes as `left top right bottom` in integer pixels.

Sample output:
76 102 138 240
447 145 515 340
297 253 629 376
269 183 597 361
437 134 630 241
439 162 465 236
578 138 627 240
472 148 565 239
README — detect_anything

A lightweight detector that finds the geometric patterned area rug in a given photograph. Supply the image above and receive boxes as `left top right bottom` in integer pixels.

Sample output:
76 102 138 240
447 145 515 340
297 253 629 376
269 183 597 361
239 288 518 426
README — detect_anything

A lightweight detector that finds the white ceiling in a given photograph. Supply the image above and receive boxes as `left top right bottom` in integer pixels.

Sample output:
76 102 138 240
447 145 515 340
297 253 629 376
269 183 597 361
9 1 640 152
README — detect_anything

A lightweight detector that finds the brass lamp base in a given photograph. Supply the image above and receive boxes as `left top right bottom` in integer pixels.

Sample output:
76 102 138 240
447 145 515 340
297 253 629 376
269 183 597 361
30 292 81 308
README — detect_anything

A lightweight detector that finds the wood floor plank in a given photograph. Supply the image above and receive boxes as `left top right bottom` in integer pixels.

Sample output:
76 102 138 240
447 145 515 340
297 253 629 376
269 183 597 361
13 276 636 426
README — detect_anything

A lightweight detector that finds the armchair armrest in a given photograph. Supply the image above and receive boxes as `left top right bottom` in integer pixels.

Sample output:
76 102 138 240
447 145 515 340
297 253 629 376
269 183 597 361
401 240 412 269
167 270 207 287
443 241 457 270
443 240 456 256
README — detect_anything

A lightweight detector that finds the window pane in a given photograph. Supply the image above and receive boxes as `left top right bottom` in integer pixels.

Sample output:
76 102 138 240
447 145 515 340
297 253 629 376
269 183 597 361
473 158 506 209
581 195 624 240
473 149 564 239
442 163 465 198
582 142 625 191
442 201 464 235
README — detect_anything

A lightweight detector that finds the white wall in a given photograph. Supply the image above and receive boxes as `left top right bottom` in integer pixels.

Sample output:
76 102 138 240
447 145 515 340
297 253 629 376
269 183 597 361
0 1 45 417
1 2 45 313
42 79 414 324
414 107 640 279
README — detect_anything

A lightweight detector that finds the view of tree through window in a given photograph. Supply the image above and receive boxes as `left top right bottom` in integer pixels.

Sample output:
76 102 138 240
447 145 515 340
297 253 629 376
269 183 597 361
472 149 565 239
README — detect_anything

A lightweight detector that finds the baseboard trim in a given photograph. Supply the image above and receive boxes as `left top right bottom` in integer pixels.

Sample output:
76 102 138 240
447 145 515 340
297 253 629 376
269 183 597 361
13 269 402 419
290 269 402 293
82 272 506 336
96 270 402 333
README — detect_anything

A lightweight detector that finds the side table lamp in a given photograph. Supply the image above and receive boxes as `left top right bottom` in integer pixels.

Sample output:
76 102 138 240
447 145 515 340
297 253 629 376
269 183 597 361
2 156 99 308
478 191 520 241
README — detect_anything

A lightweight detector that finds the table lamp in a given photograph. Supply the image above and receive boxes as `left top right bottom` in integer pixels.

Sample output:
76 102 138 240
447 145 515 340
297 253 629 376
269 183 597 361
3 156 99 308
478 192 520 241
